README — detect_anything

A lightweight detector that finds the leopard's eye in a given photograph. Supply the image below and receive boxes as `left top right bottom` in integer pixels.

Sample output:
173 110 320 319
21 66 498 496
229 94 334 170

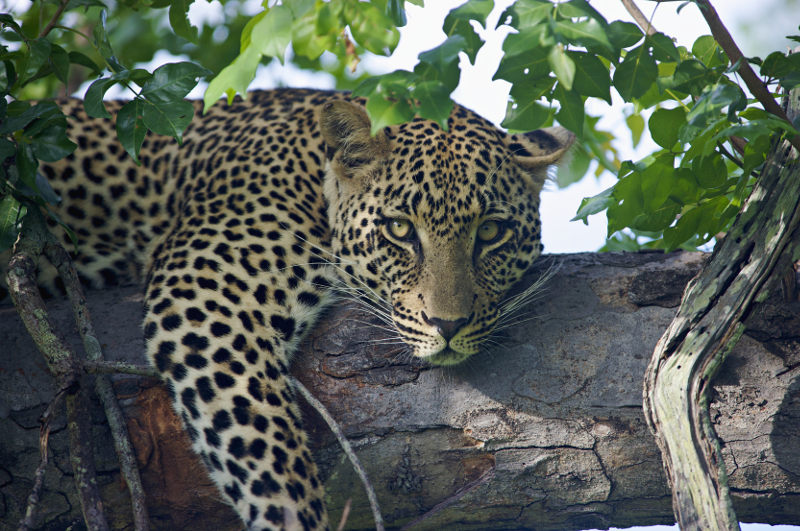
477 220 501 243
387 218 415 241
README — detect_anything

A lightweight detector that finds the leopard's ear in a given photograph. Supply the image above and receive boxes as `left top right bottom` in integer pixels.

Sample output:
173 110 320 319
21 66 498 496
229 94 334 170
318 100 389 179
506 126 575 194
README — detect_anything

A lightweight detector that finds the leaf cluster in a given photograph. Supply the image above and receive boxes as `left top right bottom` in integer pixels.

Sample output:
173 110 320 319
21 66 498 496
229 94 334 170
1 3 210 251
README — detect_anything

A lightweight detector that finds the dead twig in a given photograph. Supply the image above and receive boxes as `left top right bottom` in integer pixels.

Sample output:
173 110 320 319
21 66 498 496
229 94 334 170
290 376 384 531
17 389 66 531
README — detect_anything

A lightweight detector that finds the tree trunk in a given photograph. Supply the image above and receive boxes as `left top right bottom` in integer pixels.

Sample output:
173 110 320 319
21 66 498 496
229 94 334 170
1 251 799 530
642 87 800 530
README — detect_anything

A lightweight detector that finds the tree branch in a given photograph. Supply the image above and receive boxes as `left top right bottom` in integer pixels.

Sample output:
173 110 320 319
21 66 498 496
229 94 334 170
620 0 657 35
692 0 800 152
6 209 110 531
643 87 800 530
44 239 150 530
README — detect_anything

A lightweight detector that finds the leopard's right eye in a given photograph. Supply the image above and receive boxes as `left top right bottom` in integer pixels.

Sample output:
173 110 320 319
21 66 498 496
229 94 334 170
386 218 416 241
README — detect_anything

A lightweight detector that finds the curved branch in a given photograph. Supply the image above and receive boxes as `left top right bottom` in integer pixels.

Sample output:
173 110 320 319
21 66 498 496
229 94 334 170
692 0 800 152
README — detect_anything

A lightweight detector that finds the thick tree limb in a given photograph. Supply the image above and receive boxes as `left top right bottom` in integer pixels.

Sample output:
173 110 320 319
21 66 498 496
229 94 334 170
2 252 799 530
642 88 800 530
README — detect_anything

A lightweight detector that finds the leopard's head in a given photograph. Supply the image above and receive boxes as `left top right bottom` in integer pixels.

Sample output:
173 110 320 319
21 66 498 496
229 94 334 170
320 99 573 365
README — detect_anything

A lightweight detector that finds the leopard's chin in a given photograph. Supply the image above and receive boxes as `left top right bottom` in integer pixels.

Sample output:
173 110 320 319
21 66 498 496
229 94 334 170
424 347 476 366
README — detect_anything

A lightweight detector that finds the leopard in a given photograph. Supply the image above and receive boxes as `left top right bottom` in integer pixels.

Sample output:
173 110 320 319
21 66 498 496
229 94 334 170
3 88 573 530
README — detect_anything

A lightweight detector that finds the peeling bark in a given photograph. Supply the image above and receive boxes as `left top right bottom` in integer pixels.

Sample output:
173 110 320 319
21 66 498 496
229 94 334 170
1 252 799 530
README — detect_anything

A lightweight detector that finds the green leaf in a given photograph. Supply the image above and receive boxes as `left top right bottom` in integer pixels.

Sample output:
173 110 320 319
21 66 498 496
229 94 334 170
548 44 575 91
692 34 726 68
0 138 14 163
203 46 261 111
168 0 199 44
669 59 712 96
84 77 116 118
0 101 58 134
502 98 551 132
494 34 550 83
21 38 51 85
554 18 613 56
572 186 614 223
116 99 147 163
386 0 407 26
570 51 611 103
34 170 62 205
92 10 123 72
250 5 294 62
554 83 583 134
411 80 453 130
68 51 102 75
556 143 591 188
142 61 210 104
649 107 686 149
625 113 645 147
349 1 400 56
613 44 657 101
607 20 643 51
142 99 194 142
16 143 38 190
501 1 553 30
66 0 106 9
49 43 70 84
31 126 77 162
692 153 727 189
0 194 25 251
365 92 415 134
662 207 701 250
686 83 746 128
417 34 466 90
648 32 679 62
443 0 493 63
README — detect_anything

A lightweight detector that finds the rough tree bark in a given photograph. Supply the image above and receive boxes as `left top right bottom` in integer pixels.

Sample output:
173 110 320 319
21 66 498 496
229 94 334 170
643 86 800 530
1 251 799 530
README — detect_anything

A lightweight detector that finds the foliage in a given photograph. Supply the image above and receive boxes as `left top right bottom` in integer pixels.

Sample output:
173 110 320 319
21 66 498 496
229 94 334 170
2 0 799 253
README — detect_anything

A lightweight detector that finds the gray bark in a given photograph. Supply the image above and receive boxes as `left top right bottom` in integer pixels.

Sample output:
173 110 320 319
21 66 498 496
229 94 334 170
1 251 799 530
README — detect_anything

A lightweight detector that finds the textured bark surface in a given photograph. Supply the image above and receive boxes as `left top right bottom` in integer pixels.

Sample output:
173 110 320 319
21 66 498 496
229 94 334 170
1 251 799 530
641 84 800 531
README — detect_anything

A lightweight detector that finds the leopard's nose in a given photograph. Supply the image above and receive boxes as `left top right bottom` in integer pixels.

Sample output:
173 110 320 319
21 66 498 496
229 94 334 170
421 312 469 341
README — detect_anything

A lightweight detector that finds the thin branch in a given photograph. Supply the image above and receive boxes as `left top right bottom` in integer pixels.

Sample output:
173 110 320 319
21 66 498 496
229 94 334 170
44 230 150 530
620 0 657 35
7 208 111 531
693 0 800 152
289 376 384 531
84 360 159 378
399 465 496 531
39 0 69 38
17 390 65 531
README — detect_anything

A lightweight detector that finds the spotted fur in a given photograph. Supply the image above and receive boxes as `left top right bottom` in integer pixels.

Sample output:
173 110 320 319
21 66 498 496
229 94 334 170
3 88 573 530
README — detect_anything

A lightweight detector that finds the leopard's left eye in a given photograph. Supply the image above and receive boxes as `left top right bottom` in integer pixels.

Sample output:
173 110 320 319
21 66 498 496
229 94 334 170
387 218 416 241
477 220 504 244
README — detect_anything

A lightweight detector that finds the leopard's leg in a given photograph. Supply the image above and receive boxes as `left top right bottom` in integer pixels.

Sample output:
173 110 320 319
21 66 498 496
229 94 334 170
143 220 333 531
